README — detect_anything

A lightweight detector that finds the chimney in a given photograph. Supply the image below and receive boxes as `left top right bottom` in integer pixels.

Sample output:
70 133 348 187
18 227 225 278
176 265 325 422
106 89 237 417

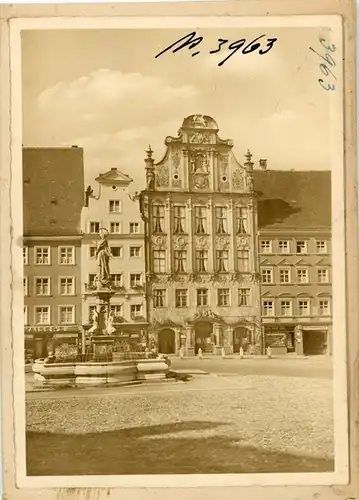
259 159 267 171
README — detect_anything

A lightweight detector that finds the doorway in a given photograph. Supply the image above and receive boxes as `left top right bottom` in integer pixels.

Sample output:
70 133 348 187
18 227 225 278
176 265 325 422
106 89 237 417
158 328 176 354
302 330 327 355
233 327 251 353
195 322 213 354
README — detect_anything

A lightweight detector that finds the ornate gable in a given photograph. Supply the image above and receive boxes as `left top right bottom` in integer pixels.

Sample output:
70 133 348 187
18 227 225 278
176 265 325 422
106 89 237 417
146 114 254 194
95 168 133 186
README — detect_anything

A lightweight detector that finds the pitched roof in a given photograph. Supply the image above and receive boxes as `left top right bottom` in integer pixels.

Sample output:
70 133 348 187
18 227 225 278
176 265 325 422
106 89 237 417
23 147 85 236
95 168 133 185
254 170 331 230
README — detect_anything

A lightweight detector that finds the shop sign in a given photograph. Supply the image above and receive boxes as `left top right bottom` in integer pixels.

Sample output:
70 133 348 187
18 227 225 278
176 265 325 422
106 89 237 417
25 325 78 333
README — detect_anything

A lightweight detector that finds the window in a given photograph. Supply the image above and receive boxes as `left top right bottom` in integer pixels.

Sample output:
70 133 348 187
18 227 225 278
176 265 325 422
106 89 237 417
317 268 329 283
319 299 330 316
297 268 309 284
109 200 121 213
35 277 50 296
261 268 273 284
23 277 28 296
279 240 290 253
296 241 307 254
316 240 327 254
280 300 292 317
195 206 207 234
59 246 74 265
90 222 100 233
174 250 187 273
24 305 28 325
60 277 74 295
173 206 186 234
88 274 96 287
59 306 75 324
130 246 141 258
89 246 96 258
263 300 274 317
237 249 249 272
236 207 248 234
153 250 166 273
238 288 250 306
131 304 142 317
216 250 229 272
279 268 291 283
298 300 310 316
89 305 96 322
261 240 272 253
23 247 28 265
110 304 123 317
153 289 166 308
215 207 228 234
35 246 50 265
197 288 208 306
129 222 139 234
111 246 122 258
195 250 208 272
35 306 50 325
218 288 230 306
130 273 142 287
175 289 188 308
152 205 165 233
111 274 122 287
110 222 121 234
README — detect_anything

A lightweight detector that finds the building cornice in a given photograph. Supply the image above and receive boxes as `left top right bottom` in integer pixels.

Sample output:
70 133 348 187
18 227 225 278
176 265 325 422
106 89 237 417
23 235 82 241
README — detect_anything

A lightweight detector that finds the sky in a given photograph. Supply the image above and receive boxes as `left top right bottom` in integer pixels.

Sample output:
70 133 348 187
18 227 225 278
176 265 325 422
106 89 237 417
21 28 333 190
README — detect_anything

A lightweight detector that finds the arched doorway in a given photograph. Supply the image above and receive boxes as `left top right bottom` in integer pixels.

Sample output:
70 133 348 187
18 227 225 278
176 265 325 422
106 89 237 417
194 322 213 354
158 328 176 354
233 327 251 353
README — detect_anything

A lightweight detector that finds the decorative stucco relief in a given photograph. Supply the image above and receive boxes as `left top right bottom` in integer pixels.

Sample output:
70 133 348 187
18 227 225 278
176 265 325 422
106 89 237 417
155 163 169 188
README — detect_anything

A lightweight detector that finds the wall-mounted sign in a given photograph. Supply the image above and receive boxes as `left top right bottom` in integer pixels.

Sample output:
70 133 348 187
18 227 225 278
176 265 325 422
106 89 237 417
25 325 79 334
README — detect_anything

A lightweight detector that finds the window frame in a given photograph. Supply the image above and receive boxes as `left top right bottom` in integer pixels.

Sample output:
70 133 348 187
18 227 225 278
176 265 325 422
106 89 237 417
34 246 51 266
261 267 274 284
58 305 75 325
59 276 75 296
218 288 230 307
34 305 51 325
35 276 51 296
175 289 188 308
109 199 122 214
58 246 75 266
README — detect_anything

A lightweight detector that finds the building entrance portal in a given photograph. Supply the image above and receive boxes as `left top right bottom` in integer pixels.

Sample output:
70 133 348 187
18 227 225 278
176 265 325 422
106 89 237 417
195 322 213 354
302 329 327 355
158 328 176 354
233 327 251 353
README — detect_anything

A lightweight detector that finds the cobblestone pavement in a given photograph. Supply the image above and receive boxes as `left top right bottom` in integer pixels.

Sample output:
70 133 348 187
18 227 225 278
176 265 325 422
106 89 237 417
26 373 334 475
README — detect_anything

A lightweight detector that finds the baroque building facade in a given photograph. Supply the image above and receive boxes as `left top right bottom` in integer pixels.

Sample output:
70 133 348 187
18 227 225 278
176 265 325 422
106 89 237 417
81 168 148 347
140 114 263 355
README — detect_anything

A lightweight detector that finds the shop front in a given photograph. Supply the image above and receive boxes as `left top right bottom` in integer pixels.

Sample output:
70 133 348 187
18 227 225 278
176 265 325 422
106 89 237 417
24 325 80 361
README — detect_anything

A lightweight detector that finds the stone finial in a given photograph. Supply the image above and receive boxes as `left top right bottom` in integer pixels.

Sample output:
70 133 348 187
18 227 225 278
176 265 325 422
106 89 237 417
244 149 254 171
146 145 153 159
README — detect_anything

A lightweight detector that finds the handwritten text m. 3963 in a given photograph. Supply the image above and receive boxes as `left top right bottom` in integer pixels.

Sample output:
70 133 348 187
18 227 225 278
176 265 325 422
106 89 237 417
310 36 337 91
155 31 278 66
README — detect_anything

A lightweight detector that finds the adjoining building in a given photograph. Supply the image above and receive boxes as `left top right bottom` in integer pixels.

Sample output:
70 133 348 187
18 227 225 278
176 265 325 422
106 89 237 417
81 168 148 348
23 147 84 360
255 169 332 356
140 114 262 355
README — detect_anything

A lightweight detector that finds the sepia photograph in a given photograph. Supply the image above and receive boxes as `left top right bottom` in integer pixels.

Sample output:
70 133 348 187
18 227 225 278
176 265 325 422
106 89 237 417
1 5 356 494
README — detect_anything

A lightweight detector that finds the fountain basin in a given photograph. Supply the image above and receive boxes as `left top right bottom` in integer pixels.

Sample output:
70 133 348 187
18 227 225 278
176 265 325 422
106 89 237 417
31 357 170 389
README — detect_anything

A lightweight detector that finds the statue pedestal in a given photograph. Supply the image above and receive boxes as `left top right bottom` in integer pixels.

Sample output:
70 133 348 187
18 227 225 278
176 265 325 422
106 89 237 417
92 336 115 359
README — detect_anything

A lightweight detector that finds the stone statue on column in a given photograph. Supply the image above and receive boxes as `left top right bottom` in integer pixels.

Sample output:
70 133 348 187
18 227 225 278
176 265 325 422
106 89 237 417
95 229 112 288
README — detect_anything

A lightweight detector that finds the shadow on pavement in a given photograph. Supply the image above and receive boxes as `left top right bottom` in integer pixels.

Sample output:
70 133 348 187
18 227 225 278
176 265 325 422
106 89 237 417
26 420 334 476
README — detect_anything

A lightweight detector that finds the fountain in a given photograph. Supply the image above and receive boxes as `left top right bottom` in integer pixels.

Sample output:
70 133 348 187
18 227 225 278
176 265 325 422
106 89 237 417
32 229 170 389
